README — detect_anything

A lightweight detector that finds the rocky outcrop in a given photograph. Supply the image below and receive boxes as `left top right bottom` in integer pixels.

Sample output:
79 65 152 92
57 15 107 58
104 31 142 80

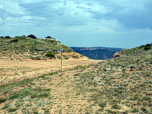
72 54 79 58
113 51 121 58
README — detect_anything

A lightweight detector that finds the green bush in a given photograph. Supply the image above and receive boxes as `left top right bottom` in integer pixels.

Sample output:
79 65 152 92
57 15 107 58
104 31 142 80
16 35 27 40
45 53 55 58
145 44 151 47
34 48 42 51
138 45 146 49
7 108 18 112
0 98 7 104
34 56 41 60
47 51 53 53
9 39 19 43
64 56 69 60
99 102 107 108
140 107 149 113
131 108 139 113
144 46 151 51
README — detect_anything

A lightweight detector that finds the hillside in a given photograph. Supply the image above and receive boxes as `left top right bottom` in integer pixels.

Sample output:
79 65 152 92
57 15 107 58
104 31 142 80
70 47 125 60
0 36 90 61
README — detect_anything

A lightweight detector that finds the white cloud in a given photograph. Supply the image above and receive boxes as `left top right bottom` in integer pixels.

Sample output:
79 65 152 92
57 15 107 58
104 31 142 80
0 4 4 9
0 0 151 48
1 0 25 14
108 0 150 14
20 0 48 4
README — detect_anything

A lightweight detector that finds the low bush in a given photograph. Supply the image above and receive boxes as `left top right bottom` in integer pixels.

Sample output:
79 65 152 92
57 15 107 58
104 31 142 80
34 48 42 51
34 56 41 60
64 56 69 60
47 51 53 53
9 39 19 43
144 46 151 51
45 53 55 58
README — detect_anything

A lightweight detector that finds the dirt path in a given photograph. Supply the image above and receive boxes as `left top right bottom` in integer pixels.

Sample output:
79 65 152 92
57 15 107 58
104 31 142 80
0 58 108 114
0 58 106 86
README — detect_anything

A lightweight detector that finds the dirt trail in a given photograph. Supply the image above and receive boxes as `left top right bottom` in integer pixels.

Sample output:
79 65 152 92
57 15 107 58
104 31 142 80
0 58 106 86
0 59 107 114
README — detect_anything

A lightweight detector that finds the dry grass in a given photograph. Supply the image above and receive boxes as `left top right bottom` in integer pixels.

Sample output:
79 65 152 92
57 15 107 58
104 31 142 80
0 37 152 114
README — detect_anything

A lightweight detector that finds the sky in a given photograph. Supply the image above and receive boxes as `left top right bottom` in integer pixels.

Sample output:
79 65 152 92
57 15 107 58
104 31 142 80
0 0 152 49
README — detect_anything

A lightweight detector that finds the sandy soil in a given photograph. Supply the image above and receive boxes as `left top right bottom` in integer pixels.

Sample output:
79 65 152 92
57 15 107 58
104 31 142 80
0 60 108 114
0 56 106 86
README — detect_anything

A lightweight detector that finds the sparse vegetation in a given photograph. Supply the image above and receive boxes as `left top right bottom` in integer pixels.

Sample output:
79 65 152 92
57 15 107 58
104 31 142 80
0 37 152 113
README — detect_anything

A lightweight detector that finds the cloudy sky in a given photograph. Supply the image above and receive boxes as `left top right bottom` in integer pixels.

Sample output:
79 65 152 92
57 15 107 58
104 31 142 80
0 0 152 49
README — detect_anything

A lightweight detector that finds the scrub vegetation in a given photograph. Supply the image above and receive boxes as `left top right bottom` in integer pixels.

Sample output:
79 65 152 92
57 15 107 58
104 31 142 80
0 35 152 113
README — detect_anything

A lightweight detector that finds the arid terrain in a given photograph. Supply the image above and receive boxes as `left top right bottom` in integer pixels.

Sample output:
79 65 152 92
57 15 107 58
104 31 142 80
0 37 152 114
0 52 106 86
0 52 107 114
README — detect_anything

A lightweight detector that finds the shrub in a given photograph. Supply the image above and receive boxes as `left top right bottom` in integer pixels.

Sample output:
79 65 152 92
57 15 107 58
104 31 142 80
5 36 11 39
20 45 25 48
34 48 42 51
111 104 121 109
15 36 19 38
9 93 19 100
99 102 107 108
145 44 151 47
45 53 55 58
131 108 139 113
9 39 19 43
140 107 149 113
138 45 146 49
45 36 52 38
35 56 41 60
16 35 27 40
7 108 18 112
64 56 69 60
47 51 53 53
0 98 7 104
144 46 151 51
27 34 37 39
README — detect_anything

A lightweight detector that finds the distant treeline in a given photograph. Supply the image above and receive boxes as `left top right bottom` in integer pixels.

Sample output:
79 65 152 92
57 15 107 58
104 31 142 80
0 34 55 39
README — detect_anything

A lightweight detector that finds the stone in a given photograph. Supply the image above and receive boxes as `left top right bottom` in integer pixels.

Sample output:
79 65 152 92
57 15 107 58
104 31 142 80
113 51 121 58
72 54 79 58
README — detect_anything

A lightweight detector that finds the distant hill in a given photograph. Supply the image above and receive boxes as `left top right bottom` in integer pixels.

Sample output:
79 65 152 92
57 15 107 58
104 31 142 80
70 47 126 60
106 47 126 50
0 36 77 61
1 36 151 61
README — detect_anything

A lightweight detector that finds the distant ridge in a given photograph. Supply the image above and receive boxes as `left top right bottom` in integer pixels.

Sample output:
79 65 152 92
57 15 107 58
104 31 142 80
70 47 125 60
70 46 126 50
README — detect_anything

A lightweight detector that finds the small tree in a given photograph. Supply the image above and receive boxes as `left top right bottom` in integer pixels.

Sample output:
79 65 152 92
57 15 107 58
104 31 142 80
5 36 11 39
27 34 37 39
145 44 151 47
